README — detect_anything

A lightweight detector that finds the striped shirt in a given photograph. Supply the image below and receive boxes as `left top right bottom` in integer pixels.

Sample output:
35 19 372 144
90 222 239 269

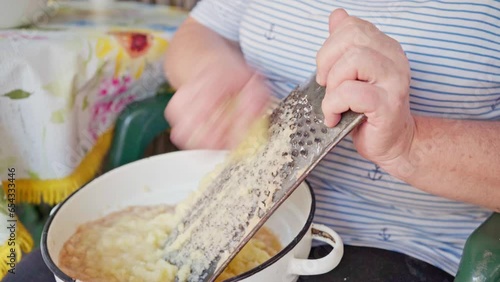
190 0 499 275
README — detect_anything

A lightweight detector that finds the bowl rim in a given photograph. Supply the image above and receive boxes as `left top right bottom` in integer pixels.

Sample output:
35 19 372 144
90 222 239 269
227 180 315 281
40 151 317 282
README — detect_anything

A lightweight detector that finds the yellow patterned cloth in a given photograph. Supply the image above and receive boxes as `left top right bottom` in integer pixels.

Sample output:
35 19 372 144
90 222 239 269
0 1 187 277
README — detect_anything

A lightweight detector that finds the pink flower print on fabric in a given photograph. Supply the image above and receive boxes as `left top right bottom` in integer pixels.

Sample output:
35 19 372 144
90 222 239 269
88 94 136 140
98 75 133 97
88 75 136 141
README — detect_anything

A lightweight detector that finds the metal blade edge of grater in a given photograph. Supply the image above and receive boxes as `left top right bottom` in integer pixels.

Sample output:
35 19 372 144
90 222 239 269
202 77 366 282
165 74 366 282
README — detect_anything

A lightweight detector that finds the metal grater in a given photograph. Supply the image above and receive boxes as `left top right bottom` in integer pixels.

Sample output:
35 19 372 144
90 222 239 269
163 74 366 282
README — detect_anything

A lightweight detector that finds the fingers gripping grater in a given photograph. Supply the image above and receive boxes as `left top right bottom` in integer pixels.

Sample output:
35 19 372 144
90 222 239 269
163 74 366 282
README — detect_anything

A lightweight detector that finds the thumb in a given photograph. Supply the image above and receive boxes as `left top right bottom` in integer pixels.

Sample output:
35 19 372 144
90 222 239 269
329 8 350 33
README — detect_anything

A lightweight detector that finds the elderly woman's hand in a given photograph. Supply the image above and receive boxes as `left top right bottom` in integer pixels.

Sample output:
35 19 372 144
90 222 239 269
165 64 270 150
317 9 416 169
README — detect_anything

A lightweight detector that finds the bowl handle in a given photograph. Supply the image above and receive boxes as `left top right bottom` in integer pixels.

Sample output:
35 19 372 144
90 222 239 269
287 223 344 276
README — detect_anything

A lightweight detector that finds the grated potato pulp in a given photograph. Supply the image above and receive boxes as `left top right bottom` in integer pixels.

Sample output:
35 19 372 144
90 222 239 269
162 110 297 281
59 205 282 282
60 114 294 281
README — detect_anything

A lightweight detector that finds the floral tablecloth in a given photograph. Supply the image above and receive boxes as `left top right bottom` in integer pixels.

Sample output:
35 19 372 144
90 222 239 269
0 1 187 276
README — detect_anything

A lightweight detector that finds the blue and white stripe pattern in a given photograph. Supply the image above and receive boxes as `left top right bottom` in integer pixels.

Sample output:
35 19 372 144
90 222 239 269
191 0 499 275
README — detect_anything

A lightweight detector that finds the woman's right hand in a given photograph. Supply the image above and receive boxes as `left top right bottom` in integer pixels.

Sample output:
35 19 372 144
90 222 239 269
165 64 270 150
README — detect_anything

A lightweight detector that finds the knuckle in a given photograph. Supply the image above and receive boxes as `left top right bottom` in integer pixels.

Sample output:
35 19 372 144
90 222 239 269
351 18 378 34
352 27 372 46
344 16 361 27
346 45 365 56
343 45 366 64
364 21 380 36
351 24 365 36
341 52 357 66
379 54 394 69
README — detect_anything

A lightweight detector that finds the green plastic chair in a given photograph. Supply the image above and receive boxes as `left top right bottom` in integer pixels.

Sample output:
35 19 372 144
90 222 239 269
106 82 500 282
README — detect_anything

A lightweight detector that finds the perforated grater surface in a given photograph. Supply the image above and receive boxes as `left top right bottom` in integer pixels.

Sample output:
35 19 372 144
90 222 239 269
163 74 366 282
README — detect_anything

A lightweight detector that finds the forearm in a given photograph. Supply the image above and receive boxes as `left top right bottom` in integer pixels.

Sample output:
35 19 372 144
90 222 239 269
385 116 500 212
164 17 251 89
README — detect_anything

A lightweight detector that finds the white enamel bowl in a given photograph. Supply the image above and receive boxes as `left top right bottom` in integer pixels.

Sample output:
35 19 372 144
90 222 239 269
0 0 48 29
41 150 344 282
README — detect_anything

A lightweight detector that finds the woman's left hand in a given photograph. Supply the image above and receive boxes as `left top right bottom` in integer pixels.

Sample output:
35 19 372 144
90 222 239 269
317 9 416 168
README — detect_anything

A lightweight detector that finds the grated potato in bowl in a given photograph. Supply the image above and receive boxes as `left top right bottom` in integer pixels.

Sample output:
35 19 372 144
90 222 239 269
59 205 281 282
